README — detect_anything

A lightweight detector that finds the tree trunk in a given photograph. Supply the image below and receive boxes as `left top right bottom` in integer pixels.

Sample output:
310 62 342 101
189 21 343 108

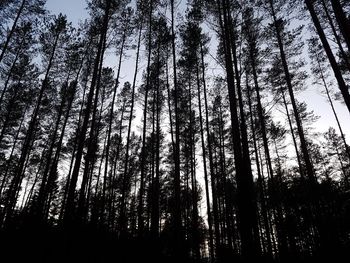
64 1 111 227
281 90 304 178
170 1 183 257
218 0 260 258
271 0 316 185
3 26 61 225
247 83 273 258
315 53 350 184
76 30 108 221
138 2 153 238
0 103 28 198
198 45 215 261
59 67 90 222
321 0 350 72
35 83 67 220
331 0 350 52
0 0 26 64
102 27 128 222
305 0 350 113
0 36 25 108
150 27 161 241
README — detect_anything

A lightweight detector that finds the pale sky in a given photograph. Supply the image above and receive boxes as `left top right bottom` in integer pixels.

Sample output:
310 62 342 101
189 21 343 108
46 0 88 25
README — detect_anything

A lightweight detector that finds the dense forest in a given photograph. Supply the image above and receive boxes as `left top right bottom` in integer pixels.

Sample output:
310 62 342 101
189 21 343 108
0 0 350 262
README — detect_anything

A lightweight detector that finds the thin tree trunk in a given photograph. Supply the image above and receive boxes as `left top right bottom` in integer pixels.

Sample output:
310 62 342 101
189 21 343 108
0 36 25 108
315 53 350 184
281 90 304 178
59 69 89 222
271 0 316 185
320 0 350 72
102 28 127 220
198 46 215 261
77 30 108 221
4 27 61 224
218 0 259 258
35 81 69 219
0 0 26 64
0 84 21 144
150 27 161 241
247 84 273 258
64 1 111 227
189 74 200 260
138 1 153 238
331 0 350 52
305 0 350 113
119 21 142 237
170 1 183 257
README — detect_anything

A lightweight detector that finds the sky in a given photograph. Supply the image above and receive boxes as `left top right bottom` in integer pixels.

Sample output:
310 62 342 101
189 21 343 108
44 0 350 140
46 0 88 25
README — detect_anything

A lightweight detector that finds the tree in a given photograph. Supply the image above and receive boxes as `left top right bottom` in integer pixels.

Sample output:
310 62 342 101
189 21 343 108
305 0 350 113
2 14 70 226
0 0 45 64
63 0 118 226
212 0 260 259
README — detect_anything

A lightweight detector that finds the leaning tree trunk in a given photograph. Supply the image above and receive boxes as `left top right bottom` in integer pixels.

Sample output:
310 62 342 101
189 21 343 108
320 0 350 72
331 0 350 52
305 0 350 114
0 0 26 64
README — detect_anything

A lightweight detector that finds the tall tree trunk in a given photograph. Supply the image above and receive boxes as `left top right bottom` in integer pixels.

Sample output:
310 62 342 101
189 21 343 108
331 0 350 52
0 83 21 144
59 68 90 222
0 36 25 108
315 52 350 184
77 31 108 221
248 31 288 256
64 1 111 227
138 2 153 237
271 0 316 185
119 21 143 233
108 102 126 230
0 103 28 198
218 0 260 259
165 58 175 151
150 28 161 241
247 83 273 258
170 1 183 257
320 0 350 72
305 0 350 113
198 46 215 261
3 27 61 225
102 27 128 222
281 90 304 178
189 73 200 261
35 84 67 220
0 0 26 64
